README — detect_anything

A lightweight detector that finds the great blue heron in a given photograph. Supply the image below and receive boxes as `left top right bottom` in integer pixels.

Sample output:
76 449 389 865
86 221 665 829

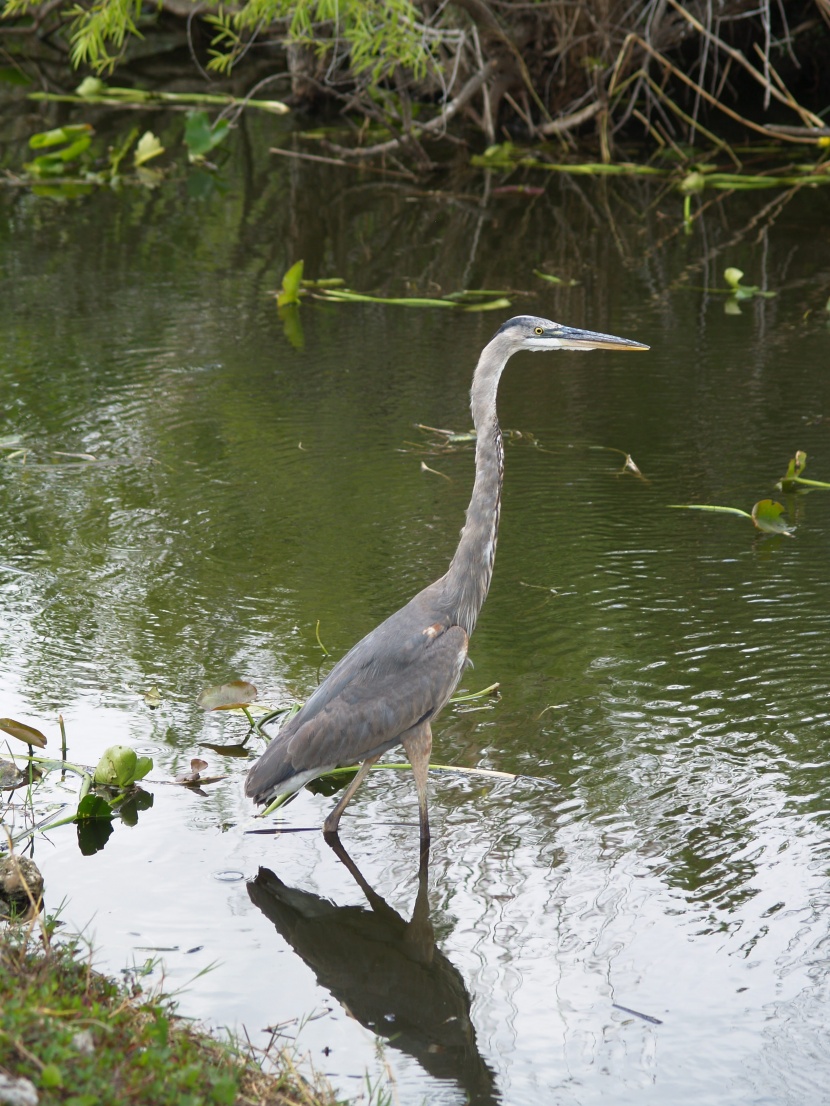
246 315 649 843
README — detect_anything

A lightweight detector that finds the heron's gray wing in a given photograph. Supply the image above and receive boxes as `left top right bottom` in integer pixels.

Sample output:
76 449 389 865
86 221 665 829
245 619 468 803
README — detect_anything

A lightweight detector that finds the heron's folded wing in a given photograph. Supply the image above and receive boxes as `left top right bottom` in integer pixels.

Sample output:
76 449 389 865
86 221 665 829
245 621 468 797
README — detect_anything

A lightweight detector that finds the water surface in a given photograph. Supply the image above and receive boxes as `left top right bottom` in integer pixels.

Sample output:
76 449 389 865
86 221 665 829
2 105 830 1105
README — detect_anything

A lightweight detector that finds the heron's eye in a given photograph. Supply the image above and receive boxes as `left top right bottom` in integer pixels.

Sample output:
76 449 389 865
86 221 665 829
534 326 544 336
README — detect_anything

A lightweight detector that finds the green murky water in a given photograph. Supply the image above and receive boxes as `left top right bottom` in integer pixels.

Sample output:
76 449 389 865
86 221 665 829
2 105 830 1105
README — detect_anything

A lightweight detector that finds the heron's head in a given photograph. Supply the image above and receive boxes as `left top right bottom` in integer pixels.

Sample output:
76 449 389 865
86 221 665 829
494 315 649 354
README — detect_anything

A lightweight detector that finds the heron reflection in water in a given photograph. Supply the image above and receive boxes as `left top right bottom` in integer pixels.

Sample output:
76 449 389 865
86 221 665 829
248 840 499 1105
246 316 648 843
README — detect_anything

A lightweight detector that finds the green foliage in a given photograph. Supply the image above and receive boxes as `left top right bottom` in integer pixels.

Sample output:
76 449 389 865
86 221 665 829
5 0 435 83
133 129 164 167
24 124 93 177
0 935 290 1106
723 266 776 300
206 0 434 80
76 793 115 820
67 0 147 73
670 499 795 537
184 111 230 162
93 744 153 788
277 259 305 307
777 450 830 492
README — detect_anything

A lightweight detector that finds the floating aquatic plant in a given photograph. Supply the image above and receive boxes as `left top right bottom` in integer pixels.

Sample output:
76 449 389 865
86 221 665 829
183 111 231 164
197 680 258 713
776 450 830 492
722 266 777 301
24 124 93 178
276 260 305 308
273 260 513 313
669 498 795 536
30 77 289 114
93 745 153 789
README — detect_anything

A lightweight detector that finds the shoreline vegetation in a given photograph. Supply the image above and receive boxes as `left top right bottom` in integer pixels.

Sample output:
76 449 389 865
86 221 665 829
1 0 829 178
0 891 339 1106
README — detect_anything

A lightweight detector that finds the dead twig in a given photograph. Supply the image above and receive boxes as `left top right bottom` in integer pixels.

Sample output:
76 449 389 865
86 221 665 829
665 0 823 130
610 33 819 146
323 59 497 160
539 100 602 136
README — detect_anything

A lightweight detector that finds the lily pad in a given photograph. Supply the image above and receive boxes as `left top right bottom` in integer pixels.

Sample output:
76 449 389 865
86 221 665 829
143 685 162 709
751 499 795 536
669 500 794 536
197 680 258 711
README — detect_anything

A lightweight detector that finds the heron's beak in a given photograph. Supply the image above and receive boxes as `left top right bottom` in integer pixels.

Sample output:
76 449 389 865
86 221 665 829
546 326 649 352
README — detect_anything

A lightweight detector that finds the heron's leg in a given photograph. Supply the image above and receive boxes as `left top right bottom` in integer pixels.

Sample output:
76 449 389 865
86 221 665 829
402 722 432 850
323 753 381 838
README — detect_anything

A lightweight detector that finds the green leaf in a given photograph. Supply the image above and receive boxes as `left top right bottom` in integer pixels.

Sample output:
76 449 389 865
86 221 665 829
277 260 305 307
305 769 356 797
533 269 579 286
76 76 105 97
29 124 93 150
40 1065 63 1089
751 499 795 536
780 449 807 490
133 755 153 782
93 745 153 787
0 717 47 748
777 450 830 491
463 297 512 312
184 111 230 160
133 131 164 167
722 266 776 300
76 794 114 821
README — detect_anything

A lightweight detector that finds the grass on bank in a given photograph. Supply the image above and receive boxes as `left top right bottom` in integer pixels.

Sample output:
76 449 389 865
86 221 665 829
0 921 338 1106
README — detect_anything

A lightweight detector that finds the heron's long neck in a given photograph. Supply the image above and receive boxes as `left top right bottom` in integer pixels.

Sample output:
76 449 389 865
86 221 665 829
444 341 507 635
